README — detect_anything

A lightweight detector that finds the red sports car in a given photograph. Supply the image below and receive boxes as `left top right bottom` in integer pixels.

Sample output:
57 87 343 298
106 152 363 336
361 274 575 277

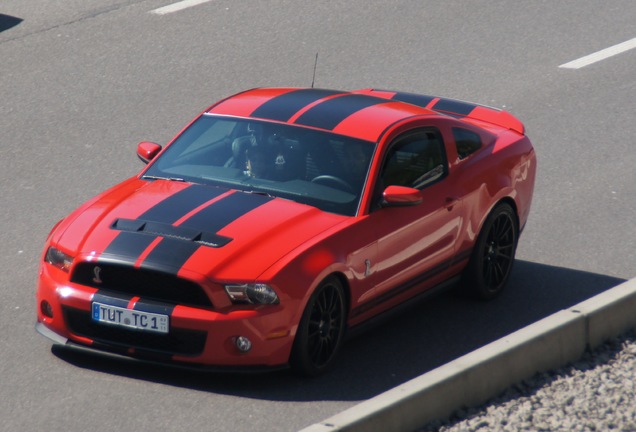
36 88 536 376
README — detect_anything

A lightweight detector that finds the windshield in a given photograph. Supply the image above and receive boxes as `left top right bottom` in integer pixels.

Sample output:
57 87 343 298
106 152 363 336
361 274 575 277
143 115 376 216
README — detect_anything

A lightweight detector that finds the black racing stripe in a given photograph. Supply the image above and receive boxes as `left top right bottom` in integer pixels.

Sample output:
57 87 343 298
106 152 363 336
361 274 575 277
112 219 233 248
102 185 227 261
179 191 272 232
350 249 473 319
294 94 389 130
92 291 175 321
451 248 472 265
432 98 477 116
100 233 156 265
142 192 273 271
250 88 342 122
133 300 175 315
92 291 132 308
138 184 226 221
390 92 436 108
140 238 200 272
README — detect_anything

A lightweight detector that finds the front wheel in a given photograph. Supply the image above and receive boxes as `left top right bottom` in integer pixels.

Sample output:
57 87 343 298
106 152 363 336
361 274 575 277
463 203 518 300
290 276 346 377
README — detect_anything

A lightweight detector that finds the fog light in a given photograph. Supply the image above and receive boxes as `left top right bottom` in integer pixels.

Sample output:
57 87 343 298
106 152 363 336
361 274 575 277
41 300 54 318
235 336 252 353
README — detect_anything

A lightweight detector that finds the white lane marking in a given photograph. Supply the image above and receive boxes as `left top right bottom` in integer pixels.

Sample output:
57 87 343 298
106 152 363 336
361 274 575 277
150 0 214 15
559 37 636 69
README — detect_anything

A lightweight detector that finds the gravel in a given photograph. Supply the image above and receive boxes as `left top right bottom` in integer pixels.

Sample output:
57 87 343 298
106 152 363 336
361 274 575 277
420 330 636 432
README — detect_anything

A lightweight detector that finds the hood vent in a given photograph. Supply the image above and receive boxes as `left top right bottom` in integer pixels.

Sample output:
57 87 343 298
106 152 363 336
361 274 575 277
112 218 232 248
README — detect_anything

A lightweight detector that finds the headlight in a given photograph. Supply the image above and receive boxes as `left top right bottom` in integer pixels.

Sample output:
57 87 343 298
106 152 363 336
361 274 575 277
45 247 74 272
224 283 279 305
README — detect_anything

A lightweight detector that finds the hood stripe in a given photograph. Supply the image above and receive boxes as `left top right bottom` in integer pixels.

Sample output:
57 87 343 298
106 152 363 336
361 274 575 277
178 191 272 232
112 219 232 248
249 88 342 122
138 184 226 221
294 94 388 131
102 184 227 262
140 191 273 272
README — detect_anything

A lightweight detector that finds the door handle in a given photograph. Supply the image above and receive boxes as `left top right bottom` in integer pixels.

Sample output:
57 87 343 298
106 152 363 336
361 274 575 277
444 197 459 211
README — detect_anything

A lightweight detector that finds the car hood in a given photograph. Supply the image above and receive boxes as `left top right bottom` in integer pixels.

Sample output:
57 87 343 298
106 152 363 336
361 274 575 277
53 179 348 280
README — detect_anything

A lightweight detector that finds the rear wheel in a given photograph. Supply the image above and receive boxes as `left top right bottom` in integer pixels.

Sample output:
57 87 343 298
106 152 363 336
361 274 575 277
290 276 346 377
463 203 518 300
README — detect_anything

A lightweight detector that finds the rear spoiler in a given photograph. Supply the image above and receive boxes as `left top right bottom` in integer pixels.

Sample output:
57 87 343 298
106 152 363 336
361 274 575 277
356 89 526 135
429 96 526 135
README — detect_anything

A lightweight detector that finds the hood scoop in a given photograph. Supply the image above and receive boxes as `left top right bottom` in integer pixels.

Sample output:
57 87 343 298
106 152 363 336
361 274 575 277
112 218 232 248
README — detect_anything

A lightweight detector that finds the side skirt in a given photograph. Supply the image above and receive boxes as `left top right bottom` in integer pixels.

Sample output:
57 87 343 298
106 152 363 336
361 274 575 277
345 275 461 340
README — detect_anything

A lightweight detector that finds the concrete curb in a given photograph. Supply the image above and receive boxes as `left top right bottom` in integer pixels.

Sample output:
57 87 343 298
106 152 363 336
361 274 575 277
300 277 636 432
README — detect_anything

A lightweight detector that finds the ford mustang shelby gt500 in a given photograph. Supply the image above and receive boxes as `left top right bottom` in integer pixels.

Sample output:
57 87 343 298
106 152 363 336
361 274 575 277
36 87 535 376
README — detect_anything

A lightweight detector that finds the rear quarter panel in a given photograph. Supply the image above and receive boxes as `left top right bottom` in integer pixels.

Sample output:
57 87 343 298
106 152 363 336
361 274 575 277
448 124 536 257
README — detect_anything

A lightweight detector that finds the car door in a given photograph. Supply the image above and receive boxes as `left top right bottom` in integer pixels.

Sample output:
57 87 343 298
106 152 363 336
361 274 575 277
362 127 463 313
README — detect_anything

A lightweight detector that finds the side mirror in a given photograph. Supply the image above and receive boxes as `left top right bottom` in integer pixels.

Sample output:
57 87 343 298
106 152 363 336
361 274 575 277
137 141 162 164
382 185 422 207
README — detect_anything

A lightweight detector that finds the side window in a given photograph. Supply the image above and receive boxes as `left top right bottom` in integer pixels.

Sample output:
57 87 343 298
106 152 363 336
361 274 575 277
380 129 447 190
453 127 482 159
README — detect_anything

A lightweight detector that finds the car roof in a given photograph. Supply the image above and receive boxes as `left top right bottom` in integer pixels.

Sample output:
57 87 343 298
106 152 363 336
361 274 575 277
205 88 437 142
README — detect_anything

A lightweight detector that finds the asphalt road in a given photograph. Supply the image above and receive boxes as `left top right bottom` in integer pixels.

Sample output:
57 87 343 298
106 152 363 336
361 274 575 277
1 1 634 431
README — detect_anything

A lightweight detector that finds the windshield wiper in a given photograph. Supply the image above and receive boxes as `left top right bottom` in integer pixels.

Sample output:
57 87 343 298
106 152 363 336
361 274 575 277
141 175 185 182
236 188 275 198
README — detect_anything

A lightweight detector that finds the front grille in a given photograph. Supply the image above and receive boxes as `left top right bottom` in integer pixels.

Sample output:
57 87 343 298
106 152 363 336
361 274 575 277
63 307 207 357
70 262 213 309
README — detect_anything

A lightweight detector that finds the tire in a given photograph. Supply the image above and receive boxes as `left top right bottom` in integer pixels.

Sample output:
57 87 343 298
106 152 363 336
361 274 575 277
463 203 518 300
290 276 346 377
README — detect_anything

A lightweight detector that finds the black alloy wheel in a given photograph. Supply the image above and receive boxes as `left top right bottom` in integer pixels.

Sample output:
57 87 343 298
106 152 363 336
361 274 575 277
463 203 518 300
290 276 346 377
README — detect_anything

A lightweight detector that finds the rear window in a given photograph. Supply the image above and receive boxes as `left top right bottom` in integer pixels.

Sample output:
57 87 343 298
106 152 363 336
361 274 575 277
453 128 481 159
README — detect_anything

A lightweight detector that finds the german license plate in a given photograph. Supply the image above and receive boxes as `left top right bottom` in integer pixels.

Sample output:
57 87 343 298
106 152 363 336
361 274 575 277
92 302 169 334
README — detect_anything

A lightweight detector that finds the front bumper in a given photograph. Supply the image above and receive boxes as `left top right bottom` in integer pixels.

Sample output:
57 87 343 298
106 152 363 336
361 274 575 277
36 322 287 373
36 265 297 369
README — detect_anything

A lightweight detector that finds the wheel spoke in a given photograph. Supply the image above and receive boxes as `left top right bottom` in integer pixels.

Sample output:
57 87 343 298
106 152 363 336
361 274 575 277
497 252 513 263
316 292 327 314
484 261 493 286
482 212 517 289
495 216 512 239
323 287 335 314
309 338 322 360
493 261 504 285
307 320 321 338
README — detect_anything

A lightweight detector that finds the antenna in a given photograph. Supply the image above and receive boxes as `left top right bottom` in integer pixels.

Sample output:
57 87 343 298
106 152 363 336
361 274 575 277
311 53 319 88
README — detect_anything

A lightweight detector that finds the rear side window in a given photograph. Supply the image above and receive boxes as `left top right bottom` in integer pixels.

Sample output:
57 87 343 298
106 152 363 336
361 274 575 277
453 128 481 159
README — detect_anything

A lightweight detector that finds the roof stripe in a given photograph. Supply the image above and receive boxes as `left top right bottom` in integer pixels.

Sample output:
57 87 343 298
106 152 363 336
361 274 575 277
294 94 389 130
432 98 477 116
207 88 297 118
250 88 342 122
390 92 437 109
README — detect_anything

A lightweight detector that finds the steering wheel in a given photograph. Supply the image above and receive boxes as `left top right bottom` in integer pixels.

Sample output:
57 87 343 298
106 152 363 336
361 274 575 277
310 175 354 193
